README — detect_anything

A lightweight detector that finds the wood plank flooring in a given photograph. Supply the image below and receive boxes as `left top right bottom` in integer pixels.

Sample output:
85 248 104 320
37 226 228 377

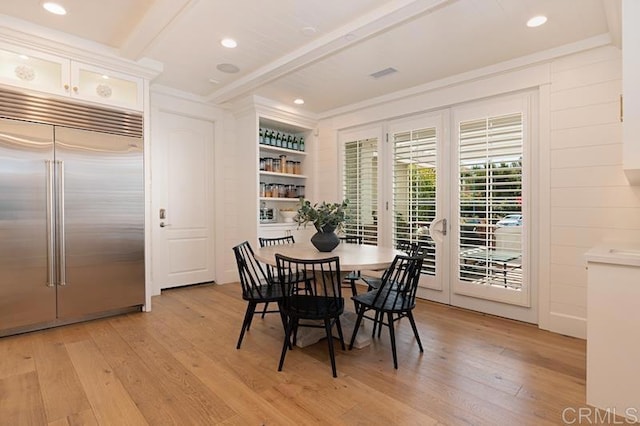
0 282 591 425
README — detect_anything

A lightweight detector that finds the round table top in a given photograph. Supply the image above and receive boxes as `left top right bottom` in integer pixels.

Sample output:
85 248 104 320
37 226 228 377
254 242 403 271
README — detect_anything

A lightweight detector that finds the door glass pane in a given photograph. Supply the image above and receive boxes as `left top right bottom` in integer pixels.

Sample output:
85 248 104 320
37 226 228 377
343 138 377 244
392 127 437 276
458 113 523 290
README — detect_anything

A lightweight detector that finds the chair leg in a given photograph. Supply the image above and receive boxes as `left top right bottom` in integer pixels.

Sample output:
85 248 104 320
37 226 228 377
246 302 257 330
324 319 338 378
349 305 366 350
349 279 358 297
407 311 424 352
292 317 299 347
334 316 346 350
236 302 256 349
261 302 269 319
277 301 292 350
278 315 294 372
387 312 398 369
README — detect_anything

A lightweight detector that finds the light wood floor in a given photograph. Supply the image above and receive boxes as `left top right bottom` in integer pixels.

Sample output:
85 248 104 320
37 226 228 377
0 282 589 425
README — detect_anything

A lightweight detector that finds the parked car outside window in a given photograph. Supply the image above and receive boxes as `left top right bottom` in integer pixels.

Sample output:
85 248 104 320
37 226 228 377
496 214 522 227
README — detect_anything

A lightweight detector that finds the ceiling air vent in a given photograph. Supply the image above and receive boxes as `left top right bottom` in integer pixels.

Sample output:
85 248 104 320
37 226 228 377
370 67 398 79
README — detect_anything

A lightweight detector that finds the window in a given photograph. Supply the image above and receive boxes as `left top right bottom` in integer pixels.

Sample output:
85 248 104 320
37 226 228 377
342 138 378 244
392 127 437 275
458 112 523 290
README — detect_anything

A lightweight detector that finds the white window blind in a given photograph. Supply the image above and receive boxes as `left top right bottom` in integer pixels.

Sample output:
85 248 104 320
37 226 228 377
392 127 437 275
458 112 523 290
343 138 378 244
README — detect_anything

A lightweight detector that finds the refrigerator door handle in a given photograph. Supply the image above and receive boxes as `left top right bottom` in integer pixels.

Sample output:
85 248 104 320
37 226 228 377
46 160 55 287
57 160 67 286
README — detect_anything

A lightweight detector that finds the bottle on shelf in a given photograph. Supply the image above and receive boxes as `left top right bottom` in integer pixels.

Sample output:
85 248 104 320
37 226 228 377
299 136 305 152
292 136 299 151
286 135 293 150
259 128 264 145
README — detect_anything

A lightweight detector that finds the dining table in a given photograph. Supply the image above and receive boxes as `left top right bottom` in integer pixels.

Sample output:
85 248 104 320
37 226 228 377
254 241 402 272
254 241 404 348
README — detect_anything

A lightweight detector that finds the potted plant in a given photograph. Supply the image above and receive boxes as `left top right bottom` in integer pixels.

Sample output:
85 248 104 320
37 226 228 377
296 198 348 252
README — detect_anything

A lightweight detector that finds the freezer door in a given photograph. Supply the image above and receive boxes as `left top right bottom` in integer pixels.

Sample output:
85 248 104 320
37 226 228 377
0 118 56 331
54 126 144 319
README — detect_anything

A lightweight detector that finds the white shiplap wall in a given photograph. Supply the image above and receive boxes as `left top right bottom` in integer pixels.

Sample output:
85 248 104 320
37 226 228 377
317 44 633 339
548 46 639 338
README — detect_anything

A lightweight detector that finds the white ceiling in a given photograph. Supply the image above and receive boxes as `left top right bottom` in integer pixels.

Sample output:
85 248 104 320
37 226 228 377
0 0 617 114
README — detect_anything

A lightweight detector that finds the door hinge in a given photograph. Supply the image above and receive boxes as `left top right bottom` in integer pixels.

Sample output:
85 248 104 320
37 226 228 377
386 133 389 142
386 201 389 211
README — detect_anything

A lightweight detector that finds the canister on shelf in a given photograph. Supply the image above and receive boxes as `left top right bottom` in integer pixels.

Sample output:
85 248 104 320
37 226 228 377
264 157 273 172
260 182 266 197
279 154 287 173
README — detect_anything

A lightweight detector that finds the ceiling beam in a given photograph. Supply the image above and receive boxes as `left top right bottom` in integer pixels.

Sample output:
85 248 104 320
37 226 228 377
119 0 197 60
207 0 458 105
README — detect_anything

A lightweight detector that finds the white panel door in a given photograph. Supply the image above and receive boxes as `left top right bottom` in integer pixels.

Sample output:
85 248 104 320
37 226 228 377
151 112 215 291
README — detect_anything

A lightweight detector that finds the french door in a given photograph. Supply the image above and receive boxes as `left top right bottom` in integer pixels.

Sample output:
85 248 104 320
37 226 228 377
341 93 536 322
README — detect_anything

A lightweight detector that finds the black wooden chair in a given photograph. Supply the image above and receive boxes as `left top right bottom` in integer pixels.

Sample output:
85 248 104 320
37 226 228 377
349 254 425 369
276 254 345 377
339 235 363 297
361 240 420 292
258 235 296 317
232 241 286 349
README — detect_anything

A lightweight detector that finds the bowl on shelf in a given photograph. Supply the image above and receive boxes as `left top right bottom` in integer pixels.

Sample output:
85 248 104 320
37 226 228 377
280 210 297 223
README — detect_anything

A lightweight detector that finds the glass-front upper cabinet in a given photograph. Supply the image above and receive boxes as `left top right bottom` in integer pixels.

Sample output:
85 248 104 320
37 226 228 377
0 45 69 96
71 62 143 111
0 43 144 111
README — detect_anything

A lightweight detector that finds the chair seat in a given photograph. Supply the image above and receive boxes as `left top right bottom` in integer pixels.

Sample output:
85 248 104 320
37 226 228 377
352 288 414 313
361 275 382 290
287 295 345 320
244 282 286 302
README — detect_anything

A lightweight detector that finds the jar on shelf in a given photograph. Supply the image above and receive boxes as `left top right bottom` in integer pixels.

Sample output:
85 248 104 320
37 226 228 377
279 154 287 173
297 185 305 197
286 160 295 174
294 161 302 175
278 184 287 198
286 184 297 198
259 158 265 171
264 157 273 172
260 182 266 197
272 158 280 173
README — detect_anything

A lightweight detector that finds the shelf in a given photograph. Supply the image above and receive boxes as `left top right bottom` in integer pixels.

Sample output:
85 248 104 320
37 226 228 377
259 222 298 227
260 197 301 202
259 144 307 156
259 171 307 179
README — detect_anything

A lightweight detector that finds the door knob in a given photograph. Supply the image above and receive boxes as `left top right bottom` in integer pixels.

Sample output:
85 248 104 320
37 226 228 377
160 222 171 228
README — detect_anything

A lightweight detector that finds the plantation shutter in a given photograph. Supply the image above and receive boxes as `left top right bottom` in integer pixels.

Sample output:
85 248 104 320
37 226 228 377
458 112 523 289
343 138 378 244
392 127 437 275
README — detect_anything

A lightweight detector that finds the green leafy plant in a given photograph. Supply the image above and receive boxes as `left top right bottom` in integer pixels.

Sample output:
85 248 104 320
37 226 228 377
296 198 348 233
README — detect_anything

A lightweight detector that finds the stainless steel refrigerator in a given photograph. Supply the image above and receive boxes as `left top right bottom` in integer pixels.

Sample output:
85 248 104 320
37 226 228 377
0 109 145 335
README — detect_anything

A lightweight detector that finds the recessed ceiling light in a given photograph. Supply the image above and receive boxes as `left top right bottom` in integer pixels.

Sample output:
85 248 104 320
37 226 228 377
42 2 67 15
208 78 220 84
220 38 237 48
18 54 29 60
294 98 305 105
526 15 547 28
216 63 240 74
101 75 109 80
